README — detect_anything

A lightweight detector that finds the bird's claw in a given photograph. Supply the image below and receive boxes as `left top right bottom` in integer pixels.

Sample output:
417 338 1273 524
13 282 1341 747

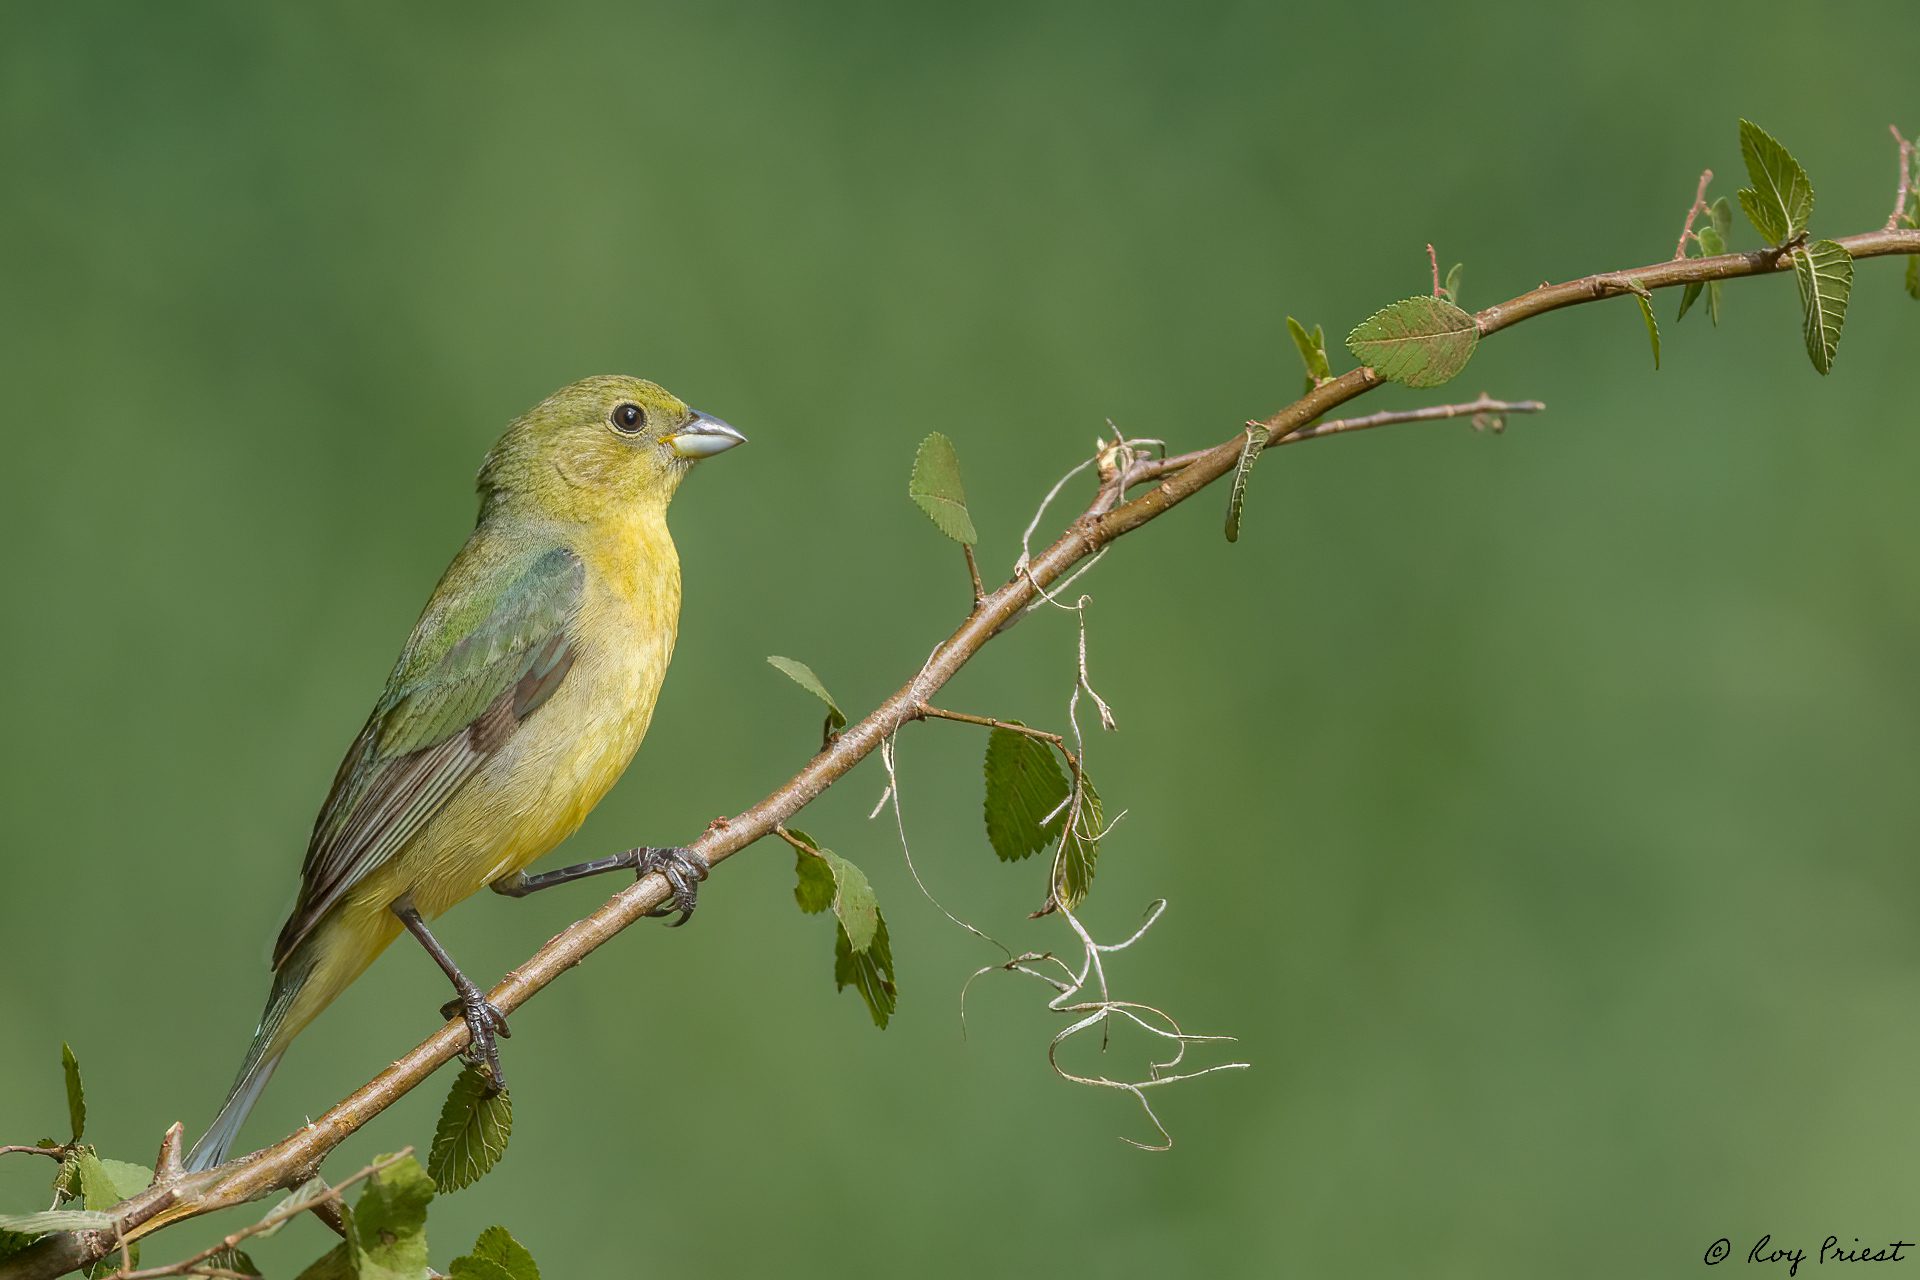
441 987 511 1092
636 846 710 926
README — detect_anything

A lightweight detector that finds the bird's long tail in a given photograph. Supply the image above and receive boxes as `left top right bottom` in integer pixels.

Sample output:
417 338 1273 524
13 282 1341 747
184 944 317 1172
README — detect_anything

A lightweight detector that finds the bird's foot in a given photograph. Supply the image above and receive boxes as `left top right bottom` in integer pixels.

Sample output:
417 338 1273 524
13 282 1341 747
440 985 512 1092
636 846 711 926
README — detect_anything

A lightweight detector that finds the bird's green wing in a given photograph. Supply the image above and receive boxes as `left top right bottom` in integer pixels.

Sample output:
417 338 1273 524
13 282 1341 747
272 544 585 966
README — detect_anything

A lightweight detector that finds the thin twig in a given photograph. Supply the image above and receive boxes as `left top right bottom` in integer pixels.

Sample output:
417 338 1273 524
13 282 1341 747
1673 168 1714 258
107 1151 411 1280
1129 395 1547 485
0 1147 68 1161
8 203 1920 1280
961 543 985 605
1426 243 1440 296
1887 125 1914 231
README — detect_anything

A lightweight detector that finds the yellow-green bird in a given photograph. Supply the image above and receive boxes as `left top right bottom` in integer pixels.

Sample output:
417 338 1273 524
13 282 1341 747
185 375 745 1171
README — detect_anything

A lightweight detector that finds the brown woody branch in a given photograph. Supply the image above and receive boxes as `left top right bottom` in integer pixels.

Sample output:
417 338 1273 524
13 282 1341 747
7 219 1919 1280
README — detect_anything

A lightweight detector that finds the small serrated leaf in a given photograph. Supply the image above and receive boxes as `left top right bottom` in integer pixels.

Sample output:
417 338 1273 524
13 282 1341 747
1442 262 1463 306
1050 775 1106 912
1793 239 1853 375
907 432 978 545
834 914 897 1029
74 1153 121 1211
52 1152 84 1204
350 1155 434 1280
293 1244 352 1280
1632 291 1661 370
1736 119 1813 245
0 1211 115 1235
1697 226 1729 327
789 829 835 914
1676 279 1704 323
429 1066 513 1193
95 1160 151 1202
765 656 846 730
204 1248 263 1278
1345 296 1479 388
450 1226 542 1280
1223 425 1269 544
818 849 878 952
1285 315 1332 394
60 1044 84 1142
983 725 1070 862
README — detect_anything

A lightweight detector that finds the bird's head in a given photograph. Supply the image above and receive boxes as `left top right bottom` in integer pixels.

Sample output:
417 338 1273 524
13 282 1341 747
477 375 746 521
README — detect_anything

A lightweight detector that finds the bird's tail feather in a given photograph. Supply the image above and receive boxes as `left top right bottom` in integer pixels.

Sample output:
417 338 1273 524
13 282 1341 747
185 946 315 1172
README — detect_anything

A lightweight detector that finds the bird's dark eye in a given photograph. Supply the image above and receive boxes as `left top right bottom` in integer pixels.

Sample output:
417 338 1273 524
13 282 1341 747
611 403 645 433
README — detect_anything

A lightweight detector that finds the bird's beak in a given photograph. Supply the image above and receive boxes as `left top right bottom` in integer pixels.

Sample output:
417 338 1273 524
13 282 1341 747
664 411 748 459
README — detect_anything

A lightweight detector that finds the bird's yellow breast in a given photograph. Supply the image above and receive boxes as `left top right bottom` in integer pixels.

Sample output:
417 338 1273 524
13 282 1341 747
370 509 682 920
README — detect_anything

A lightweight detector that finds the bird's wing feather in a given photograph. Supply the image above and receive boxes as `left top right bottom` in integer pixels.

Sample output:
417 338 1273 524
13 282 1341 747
272 544 585 966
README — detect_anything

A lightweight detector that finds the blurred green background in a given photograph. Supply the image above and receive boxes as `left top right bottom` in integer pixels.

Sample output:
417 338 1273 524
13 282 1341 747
5 4 1920 1277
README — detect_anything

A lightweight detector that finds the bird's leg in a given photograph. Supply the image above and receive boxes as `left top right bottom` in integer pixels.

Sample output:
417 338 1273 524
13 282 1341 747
391 895 511 1091
489 846 711 925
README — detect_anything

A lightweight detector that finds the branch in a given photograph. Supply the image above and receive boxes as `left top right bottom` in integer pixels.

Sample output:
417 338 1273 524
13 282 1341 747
9 219 1918 1280
1129 395 1547 485
106 1151 411 1280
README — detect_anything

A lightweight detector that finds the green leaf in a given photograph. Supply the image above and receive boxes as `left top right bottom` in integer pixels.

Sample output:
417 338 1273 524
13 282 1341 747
1630 289 1660 370
293 1243 352 1280
1223 425 1269 544
52 1151 85 1203
74 1154 121 1211
429 1065 514 1193
789 829 836 914
72 1153 137 1273
1345 296 1479 388
818 849 878 952
1285 315 1331 394
95 1160 151 1201
1442 262 1463 306
907 432 978 545
1792 239 1853 375
450 1226 543 1280
1906 250 1919 301
1051 774 1106 912
60 1043 84 1142
787 830 894 1025
1710 196 1733 240
0 1211 114 1234
348 1155 435 1280
204 1247 263 1277
1735 119 1813 245
1675 279 1704 323
765 656 846 731
1698 226 1728 326
983 724 1069 862
834 913 897 1029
